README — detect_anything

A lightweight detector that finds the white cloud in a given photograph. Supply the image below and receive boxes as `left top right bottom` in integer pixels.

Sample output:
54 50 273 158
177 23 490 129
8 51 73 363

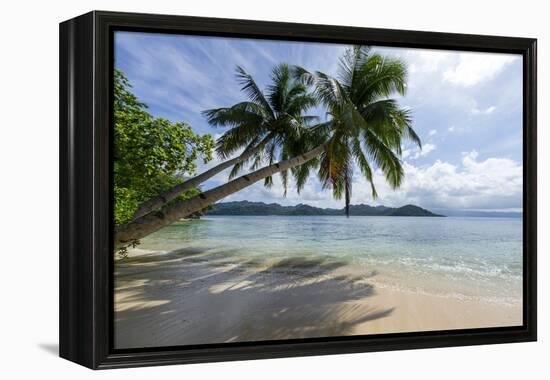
406 143 436 160
376 48 520 126
218 150 522 212
428 129 437 136
443 52 518 87
471 105 496 115
462 150 479 160
370 151 522 210
447 125 467 134
421 143 436 156
404 50 453 74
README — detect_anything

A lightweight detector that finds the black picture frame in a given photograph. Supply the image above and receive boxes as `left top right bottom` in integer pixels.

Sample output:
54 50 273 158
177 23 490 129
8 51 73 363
59 10 537 369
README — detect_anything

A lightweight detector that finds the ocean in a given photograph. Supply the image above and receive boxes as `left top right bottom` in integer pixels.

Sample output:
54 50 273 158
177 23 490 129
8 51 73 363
134 215 523 307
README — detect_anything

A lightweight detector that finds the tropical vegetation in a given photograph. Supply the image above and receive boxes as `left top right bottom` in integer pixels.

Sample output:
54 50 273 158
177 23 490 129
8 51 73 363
113 69 214 226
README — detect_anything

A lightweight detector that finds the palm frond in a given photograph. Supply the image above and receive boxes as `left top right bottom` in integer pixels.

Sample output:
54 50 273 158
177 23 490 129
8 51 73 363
228 160 245 179
291 65 317 86
337 45 371 92
235 66 275 118
351 137 378 199
215 125 265 159
354 54 408 104
250 153 264 171
202 101 266 127
362 127 404 188
280 168 289 196
360 99 421 151
291 158 317 194
393 108 421 149
267 63 291 114
314 71 349 108
286 94 318 116
318 135 351 198
226 136 263 178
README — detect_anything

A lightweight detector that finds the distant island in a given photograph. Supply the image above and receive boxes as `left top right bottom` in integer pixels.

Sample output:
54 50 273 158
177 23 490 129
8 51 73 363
432 209 522 218
206 201 444 217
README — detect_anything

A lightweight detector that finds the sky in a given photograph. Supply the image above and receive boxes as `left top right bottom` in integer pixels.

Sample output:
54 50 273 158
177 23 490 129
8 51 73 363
114 31 523 213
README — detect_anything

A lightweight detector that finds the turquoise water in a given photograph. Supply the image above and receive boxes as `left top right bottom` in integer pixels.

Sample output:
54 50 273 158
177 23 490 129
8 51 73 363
136 216 523 306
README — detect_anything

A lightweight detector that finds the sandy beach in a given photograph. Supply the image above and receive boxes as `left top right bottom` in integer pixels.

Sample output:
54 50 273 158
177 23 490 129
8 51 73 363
114 246 522 349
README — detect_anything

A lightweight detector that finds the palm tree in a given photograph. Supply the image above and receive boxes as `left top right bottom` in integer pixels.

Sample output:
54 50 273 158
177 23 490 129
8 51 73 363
115 46 421 247
130 64 317 220
293 46 422 216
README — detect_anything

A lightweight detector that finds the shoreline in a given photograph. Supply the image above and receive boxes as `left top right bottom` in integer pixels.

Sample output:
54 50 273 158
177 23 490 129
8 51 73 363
114 247 522 349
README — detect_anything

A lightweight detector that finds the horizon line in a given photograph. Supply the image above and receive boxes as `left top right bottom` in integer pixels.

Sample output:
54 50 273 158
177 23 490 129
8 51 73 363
215 200 523 214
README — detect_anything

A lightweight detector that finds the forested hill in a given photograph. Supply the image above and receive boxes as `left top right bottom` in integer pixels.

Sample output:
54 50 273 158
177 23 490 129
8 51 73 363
206 201 444 217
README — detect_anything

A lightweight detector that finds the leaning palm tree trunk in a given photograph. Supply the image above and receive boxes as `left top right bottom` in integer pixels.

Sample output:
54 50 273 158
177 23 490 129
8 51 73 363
115 143 326 247
131 133 274 220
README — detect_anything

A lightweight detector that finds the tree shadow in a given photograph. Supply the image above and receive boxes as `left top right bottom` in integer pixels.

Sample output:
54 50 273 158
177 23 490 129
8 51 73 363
115 247 394 349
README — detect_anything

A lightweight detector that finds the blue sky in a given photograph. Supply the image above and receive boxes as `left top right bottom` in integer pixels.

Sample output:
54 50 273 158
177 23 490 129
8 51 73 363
114 31 523 212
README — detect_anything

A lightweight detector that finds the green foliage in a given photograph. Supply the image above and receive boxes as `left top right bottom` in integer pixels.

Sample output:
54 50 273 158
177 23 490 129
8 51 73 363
202 63 318 188
113 69 214 227
293 46 421 216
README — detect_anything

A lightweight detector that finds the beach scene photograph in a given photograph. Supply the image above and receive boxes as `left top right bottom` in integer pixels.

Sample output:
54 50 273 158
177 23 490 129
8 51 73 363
112 32 523 349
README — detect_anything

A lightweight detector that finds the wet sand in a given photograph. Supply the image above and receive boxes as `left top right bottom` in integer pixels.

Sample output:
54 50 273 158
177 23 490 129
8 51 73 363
114 248 522 349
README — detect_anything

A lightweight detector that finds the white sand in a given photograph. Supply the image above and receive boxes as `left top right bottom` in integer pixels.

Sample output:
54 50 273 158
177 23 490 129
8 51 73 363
114 248 522 349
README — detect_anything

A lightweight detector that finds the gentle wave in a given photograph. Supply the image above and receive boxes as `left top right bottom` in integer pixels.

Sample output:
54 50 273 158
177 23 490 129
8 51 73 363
135 215 523 307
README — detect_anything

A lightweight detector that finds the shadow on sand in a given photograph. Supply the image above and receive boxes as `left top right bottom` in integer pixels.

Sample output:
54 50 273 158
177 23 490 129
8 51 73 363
114 247 394 349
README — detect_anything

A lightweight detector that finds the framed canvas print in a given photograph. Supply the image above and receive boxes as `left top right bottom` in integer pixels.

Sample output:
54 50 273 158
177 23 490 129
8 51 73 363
59 11 537 369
